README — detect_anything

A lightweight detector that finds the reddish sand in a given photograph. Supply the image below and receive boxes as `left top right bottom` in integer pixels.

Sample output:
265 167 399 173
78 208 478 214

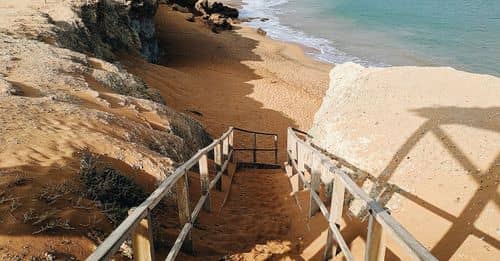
122 5 336 260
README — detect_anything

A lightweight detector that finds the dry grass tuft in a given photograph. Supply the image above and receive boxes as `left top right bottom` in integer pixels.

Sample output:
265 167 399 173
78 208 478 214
78 150 147 224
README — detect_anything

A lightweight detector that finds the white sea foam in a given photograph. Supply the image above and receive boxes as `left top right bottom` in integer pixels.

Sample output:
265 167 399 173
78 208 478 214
239 0 385 67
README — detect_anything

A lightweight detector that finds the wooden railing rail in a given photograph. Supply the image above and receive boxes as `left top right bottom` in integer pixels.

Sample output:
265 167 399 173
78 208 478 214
87 127 235 261
232 127 279 165
87 126 279 261
286 127 437 261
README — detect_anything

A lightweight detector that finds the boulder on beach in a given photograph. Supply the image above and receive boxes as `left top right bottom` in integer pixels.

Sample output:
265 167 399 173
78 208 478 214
172 3 190 13
207 2 239 18
194 0 238 18
257 28 267 36
206 13 233 33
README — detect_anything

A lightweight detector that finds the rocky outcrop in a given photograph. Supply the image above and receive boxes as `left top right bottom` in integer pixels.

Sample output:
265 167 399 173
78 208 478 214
310 63 500 258
54 0 160 63
170 0 238 32
206 13 233 33
0 75 20 96
193 0 238 18
129 0 160 63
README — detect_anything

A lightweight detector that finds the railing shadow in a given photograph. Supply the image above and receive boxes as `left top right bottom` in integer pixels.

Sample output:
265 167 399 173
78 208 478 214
309 106 500 259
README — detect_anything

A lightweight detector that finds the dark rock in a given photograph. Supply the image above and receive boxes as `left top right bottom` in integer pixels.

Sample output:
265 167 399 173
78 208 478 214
194 1 238 18
239 18 252 23
172 0 198 8
257 27 267 36
172 3 190 13
186 14 196 22
57 0 160 63
260 18 269 22
208 2 239 18
128 0 161 63
206 14 233 33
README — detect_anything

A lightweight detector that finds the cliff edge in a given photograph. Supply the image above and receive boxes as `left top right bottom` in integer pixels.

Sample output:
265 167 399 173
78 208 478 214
310 63 500 259
0 1 210 259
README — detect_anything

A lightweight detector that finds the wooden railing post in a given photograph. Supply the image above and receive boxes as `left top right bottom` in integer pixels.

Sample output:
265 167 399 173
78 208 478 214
198 154 211 212
365 213 386 261
229 130 234 163
214 141 223 191
253 133 257 163
222 137 229 175
293 136 298 162
274 135 278 164
175 171 194 254
324 173 345 260
309 155 321 217
297 143 305 190
129 209 155 261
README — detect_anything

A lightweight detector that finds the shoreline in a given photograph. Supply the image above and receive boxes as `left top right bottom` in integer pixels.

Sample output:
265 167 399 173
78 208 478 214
228 0 500 77
124 4 332 140
123 6 336 259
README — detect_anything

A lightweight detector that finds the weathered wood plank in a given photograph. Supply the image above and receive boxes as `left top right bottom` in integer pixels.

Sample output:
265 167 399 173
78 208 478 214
222 137 229 175
209 150 232 191
175 172 194 254
366 214 386 261
87 128 236 260
309 155 321 218
274 135 278 164
253 133 257 163
285 163 294 177
297 142 305 190
288 128 436 261
214 141 223 191
324 174 345 260
198 154 211 212
129 209 155 261
132 210 155 261
229 130 234 163
165 223 193 261
191 194 208 222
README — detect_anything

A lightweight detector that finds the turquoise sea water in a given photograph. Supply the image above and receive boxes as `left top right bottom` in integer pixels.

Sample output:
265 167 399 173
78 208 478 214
240 0 500 76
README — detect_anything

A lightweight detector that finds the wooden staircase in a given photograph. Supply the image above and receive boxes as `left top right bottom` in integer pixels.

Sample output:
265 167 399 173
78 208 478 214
85 127 437 261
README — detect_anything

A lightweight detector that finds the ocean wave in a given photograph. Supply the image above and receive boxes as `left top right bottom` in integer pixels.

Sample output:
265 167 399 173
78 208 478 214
239 0 386 67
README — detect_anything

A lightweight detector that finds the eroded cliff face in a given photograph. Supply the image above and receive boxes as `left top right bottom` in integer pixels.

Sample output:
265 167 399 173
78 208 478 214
0 1 210 259
310 63 500 260
55 0 160 63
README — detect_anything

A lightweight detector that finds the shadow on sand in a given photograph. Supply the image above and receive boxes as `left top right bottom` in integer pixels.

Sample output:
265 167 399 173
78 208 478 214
308 106 500 260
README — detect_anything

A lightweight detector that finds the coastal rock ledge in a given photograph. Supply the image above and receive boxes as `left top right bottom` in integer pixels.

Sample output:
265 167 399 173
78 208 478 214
310 63 500 259
56 0 161 63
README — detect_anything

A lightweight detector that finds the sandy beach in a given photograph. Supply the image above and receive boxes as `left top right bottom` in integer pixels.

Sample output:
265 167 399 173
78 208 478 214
123 6 332 157
121 7 338 259
1 0 498 260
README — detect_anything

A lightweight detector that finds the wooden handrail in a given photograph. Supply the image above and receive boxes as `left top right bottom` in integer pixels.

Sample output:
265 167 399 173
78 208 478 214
87 127 235 261
233 127 278 136
87 126 280 261
232 127 279 164
287 127 437 261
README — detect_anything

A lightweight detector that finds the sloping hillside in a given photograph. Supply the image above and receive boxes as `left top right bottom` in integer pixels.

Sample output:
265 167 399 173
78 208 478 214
0 1 210 259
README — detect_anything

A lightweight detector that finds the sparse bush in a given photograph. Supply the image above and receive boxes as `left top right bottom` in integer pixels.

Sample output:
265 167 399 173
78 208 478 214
79 150 147 223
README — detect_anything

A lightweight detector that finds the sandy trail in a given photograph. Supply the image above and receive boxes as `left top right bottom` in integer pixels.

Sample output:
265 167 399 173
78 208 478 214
180 168 305 260
123 6 331 162
123 6 333 260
